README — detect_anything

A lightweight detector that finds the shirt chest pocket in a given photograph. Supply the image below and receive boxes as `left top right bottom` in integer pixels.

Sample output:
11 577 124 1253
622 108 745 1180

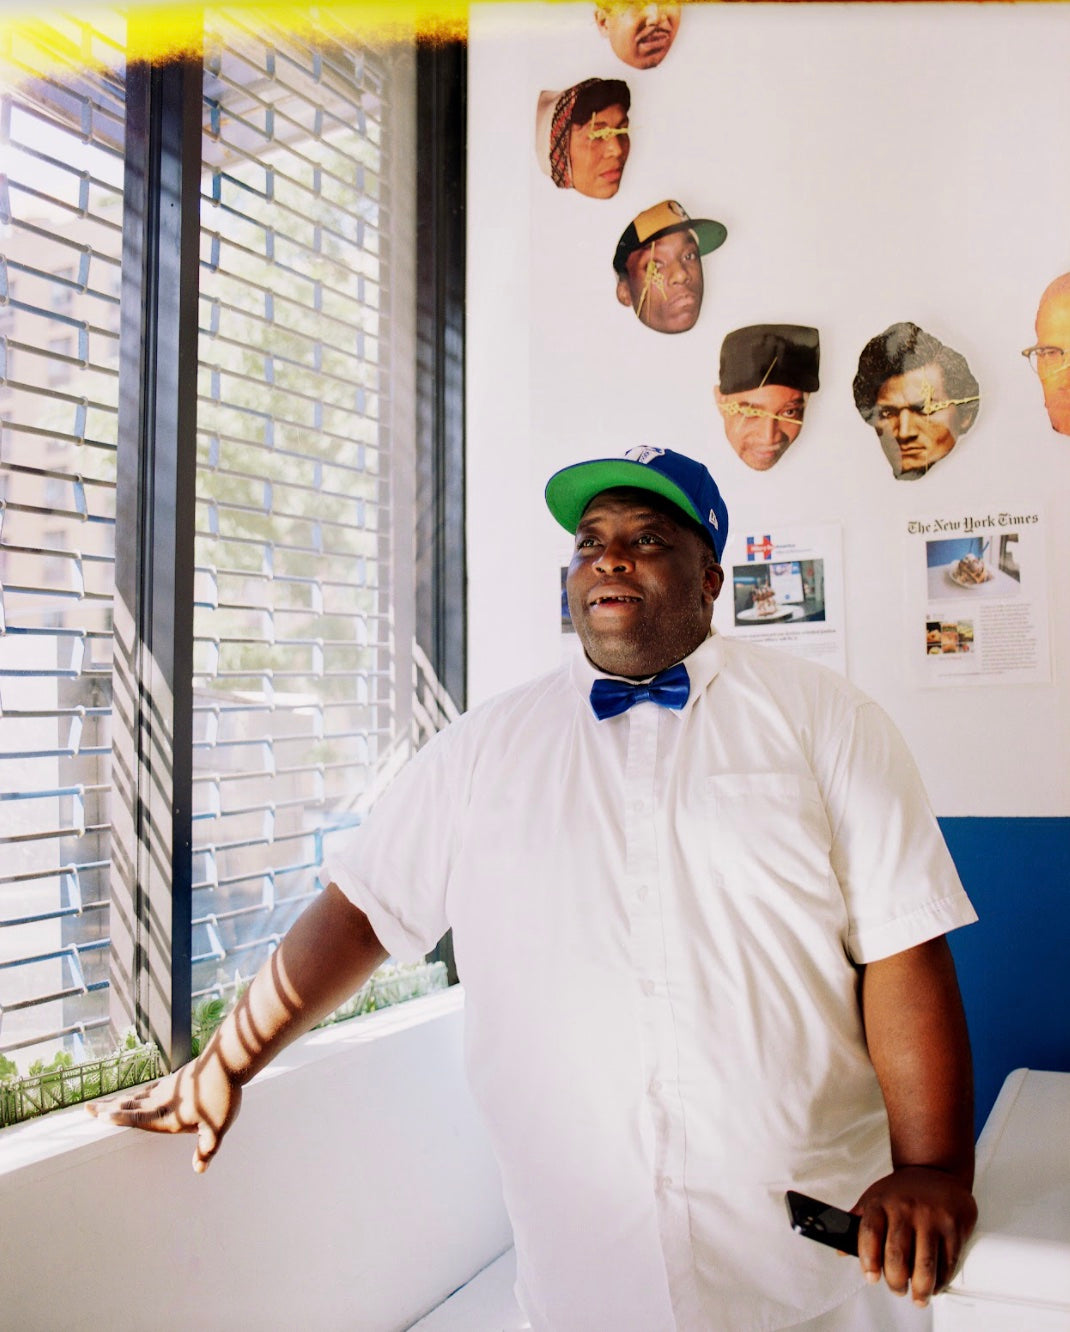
684 771 838 910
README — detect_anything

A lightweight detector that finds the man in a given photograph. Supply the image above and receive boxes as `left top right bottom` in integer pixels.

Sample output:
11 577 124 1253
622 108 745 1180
535 77 630 200
1023 271 1070 435
614 199 727 335
95 448 977 1331
595 2 682 70
853 323 980 479
715 324 820 471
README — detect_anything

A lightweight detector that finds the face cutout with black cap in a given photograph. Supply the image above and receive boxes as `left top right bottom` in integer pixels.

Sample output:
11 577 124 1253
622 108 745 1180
715 325 820 471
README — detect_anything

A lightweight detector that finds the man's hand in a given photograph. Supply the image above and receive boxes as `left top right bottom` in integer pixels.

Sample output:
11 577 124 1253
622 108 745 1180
853 1164 977 1306
87 885 386 1172
88 1046 242 1173
857 935 977 1306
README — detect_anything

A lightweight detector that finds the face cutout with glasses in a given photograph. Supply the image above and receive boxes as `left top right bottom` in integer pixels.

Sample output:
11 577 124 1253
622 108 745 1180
1026 272 1070 435
1021 345 1070 379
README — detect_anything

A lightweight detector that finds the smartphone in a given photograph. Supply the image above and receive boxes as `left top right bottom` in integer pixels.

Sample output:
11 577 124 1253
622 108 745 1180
785 1190 860 1256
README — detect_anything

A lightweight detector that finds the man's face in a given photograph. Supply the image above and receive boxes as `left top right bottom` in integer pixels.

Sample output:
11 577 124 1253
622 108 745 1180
566 488 722 678
1034 284 1070 435
595 4 681 70
715 383 808 471
616 229 703 335
873 363 966 478
568 103 630 200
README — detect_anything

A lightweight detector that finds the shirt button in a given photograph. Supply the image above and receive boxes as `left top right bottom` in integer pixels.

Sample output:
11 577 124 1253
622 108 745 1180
636 884 650 901
658 1175 673 1192
640 979 655 997
648 1078 662 1096
630 799 648 816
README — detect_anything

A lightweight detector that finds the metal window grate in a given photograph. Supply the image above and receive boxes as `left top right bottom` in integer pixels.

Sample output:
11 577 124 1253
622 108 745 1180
190 21 398 1002
0 18 126 1062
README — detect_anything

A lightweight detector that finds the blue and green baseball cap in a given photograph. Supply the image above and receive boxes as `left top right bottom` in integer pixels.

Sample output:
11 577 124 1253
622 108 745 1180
545 446 729 560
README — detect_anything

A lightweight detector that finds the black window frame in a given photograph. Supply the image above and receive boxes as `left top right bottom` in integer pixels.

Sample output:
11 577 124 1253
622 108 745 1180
107 29 466 1069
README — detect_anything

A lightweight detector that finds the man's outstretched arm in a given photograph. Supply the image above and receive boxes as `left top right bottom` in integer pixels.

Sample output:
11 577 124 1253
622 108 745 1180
855 934 978 1307
89 882 387 1172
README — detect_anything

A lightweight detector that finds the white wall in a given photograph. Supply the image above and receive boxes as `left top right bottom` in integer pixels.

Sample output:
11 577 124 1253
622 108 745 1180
0 992 511 1332
467 1 1070 816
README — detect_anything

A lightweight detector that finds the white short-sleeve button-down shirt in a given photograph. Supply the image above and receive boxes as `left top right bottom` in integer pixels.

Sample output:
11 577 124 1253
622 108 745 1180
329 632 976 1331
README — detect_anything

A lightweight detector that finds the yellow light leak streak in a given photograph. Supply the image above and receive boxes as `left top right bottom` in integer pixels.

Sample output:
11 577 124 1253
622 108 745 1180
586 114 629 142
0 5 470 73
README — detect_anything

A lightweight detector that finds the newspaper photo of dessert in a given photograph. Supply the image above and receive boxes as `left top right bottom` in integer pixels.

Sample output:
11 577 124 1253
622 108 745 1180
718 525 846 674
925 536 1021 601
926 619 974 655
731 559 826 627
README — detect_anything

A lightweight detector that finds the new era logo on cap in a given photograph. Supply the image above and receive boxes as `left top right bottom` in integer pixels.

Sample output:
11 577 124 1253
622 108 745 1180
625 446 667 465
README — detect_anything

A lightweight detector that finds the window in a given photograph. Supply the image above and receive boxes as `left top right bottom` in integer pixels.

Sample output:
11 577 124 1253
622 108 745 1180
190 22 411 1015
0 17 125 1066
0 14 465 1089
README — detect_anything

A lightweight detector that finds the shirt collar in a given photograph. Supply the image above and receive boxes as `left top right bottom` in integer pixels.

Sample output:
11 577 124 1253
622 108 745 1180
570 628 725 719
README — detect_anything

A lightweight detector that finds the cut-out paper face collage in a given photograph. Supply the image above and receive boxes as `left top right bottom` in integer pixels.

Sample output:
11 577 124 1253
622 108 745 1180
852 323 981 481
715 325 819 473
535 6 727 339
612 200 726 336
1026 273 1070 437
534 5 1063 479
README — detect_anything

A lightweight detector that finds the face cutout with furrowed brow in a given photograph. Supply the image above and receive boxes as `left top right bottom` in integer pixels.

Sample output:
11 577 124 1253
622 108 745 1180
872 363 975 478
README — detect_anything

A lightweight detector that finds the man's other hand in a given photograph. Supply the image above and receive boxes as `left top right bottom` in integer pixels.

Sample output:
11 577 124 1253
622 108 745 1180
88 1048 242 1174
853 1165 977 1306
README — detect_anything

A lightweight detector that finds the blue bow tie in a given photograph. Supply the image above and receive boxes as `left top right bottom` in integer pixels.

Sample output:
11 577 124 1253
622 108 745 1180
589 662 691 721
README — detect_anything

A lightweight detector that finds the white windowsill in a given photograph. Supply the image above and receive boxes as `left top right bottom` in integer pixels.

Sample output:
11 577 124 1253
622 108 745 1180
0 985 466 1192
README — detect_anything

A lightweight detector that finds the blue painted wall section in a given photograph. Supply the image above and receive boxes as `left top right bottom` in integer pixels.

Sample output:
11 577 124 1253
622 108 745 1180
939 817 1070 1133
